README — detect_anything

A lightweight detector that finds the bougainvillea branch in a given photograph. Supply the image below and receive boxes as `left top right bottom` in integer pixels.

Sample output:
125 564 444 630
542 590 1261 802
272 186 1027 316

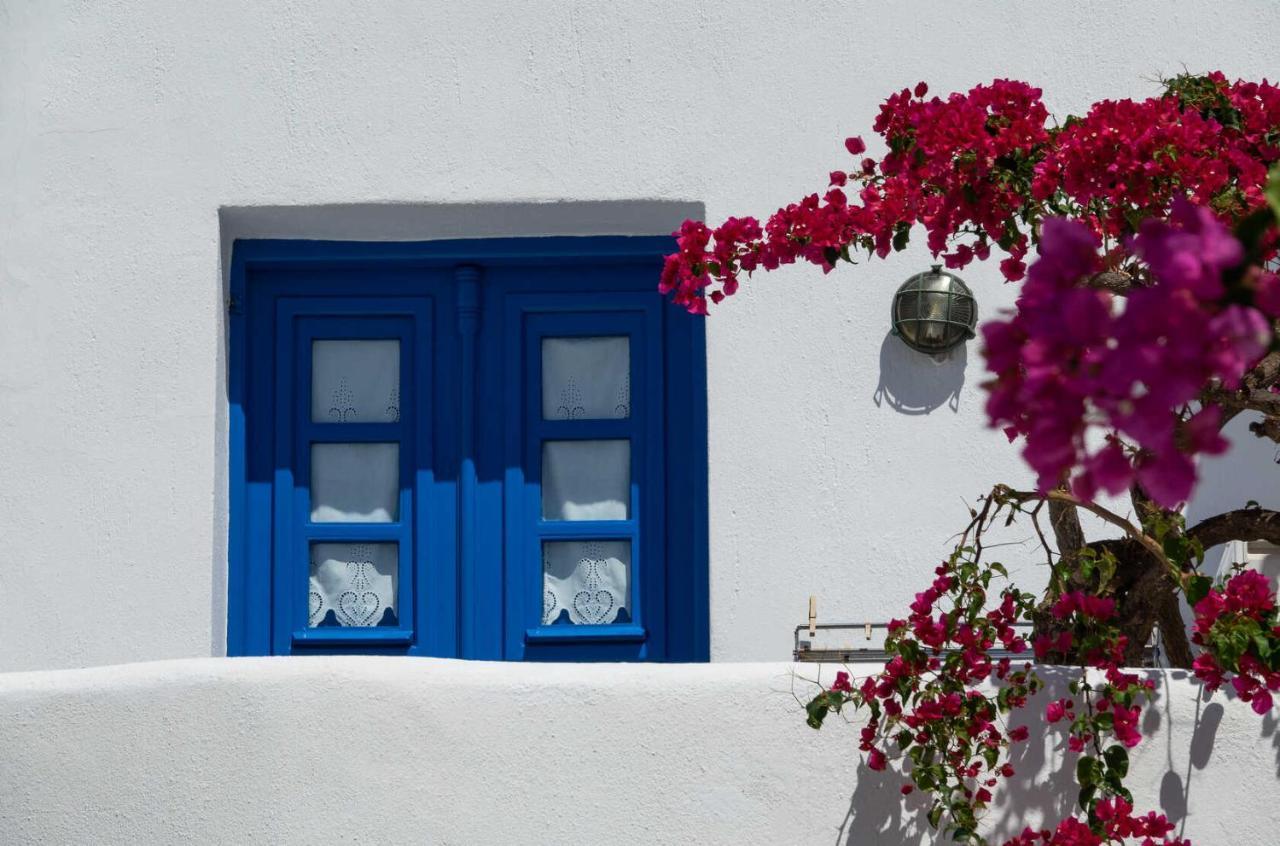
671 73 1280 844
805 487 1180 844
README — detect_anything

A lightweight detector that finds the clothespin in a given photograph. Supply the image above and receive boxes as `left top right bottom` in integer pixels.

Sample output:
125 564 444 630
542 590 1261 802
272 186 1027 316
808 595 817 639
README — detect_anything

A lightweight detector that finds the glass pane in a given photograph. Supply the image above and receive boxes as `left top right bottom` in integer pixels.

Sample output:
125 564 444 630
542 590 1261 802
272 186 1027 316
541 440 630 521
310 443 399 523
308 543 398 628
541 540 630 626
312 339 401 423
541 336 630 420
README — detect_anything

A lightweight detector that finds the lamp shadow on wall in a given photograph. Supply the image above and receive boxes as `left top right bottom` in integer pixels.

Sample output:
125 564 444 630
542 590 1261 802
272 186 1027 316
872 331 966 415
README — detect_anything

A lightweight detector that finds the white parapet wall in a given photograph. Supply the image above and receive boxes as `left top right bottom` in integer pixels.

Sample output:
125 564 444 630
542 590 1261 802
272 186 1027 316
0 658 1276 845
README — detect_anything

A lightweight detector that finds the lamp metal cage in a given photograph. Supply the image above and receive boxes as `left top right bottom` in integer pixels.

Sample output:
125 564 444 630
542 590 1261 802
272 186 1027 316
891 264 977 354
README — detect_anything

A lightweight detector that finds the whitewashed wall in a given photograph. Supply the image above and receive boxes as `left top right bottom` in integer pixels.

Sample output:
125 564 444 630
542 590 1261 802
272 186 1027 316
0 658 1276 845
1 1 1279 669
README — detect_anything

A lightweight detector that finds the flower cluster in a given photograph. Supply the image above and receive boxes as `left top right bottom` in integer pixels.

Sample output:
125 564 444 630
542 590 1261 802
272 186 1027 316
1004 798 1185 845
1033 94 1242 239
1191 568 1280 714
660 74 1280 506
660 72 1280 311
807 491 1172 844
806 533 1041 839
982 204 1276 507
1036 574 1156 754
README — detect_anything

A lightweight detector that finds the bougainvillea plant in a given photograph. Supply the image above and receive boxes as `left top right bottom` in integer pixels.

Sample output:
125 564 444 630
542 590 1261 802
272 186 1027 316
664 73 1280 844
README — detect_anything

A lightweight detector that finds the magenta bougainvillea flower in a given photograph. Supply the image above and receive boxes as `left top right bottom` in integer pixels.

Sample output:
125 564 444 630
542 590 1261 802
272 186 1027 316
982 202 1272 507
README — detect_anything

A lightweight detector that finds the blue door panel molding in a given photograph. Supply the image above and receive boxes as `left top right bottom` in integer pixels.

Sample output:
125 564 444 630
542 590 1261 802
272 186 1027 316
228 237 708 661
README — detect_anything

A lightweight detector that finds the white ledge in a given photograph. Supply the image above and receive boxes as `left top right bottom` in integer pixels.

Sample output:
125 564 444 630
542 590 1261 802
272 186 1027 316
0 658 1277 844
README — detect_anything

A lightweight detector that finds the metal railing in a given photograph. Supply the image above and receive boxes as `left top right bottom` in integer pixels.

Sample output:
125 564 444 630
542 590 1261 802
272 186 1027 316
793 621 1162 667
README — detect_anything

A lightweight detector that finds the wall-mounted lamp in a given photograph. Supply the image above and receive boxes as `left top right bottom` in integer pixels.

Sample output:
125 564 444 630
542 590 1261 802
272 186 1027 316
891 264 977 355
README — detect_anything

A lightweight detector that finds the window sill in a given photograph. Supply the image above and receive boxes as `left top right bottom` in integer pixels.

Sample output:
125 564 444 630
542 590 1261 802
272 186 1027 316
292 627 414 646
524 624 646 644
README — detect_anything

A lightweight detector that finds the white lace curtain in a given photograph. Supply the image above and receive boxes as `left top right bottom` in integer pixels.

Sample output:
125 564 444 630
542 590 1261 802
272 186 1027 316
309 543 398 628
541 336 630 420
312 339 400 423
311 443 399 522
302 336 635 629
542 540 630 626
537 336 633 626
541 440 629 521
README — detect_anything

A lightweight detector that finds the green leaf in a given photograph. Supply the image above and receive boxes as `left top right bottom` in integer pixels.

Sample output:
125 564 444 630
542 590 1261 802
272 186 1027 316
1076 755 1099 787
1185 574 1212 607
928 803 944 829
1096 555 1116 592
1254 632 1273 663
892 224 911 252
805 695 830 729
1266 165 1280 223
1103 745 1129 779
1077 784 1097 812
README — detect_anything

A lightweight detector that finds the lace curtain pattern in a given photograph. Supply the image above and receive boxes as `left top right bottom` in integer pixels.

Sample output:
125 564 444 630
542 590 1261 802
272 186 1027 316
541 336 630 420
312 339 401 423
309 543 399 628
542 540 630 626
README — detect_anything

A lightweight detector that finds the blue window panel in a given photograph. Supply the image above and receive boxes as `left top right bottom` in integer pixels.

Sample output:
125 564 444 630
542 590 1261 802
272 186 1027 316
227 237 708 661
502 299 664 661
273 304 430 655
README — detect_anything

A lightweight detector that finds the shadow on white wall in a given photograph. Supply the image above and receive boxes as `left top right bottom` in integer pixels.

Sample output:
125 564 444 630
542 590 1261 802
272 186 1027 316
873 331 967 415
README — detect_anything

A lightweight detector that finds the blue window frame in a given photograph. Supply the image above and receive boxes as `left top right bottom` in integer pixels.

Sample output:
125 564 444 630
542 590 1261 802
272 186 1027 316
228 237 708 661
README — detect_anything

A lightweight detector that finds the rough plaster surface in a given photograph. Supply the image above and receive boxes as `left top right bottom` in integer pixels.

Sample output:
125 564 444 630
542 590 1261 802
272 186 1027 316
0 658 1277 844
2 2 1280 669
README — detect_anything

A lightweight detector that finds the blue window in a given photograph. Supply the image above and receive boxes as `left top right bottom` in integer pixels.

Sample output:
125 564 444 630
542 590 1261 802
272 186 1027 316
228 238 708 661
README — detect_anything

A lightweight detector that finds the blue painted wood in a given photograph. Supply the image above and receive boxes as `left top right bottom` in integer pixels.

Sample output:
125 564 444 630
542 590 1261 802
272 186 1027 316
227 236 708 661
275 304 427 652
524 624 647 644
454 266 481 657
500 293 664 661
226 248 251 656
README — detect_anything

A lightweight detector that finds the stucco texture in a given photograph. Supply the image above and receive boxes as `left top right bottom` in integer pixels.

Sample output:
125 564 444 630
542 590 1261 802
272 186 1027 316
2 1 1280 669
0 658 1276 844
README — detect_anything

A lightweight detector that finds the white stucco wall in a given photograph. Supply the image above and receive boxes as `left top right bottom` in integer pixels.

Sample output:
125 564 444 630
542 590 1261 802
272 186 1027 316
0 658 1276 844
2 1 1279 669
